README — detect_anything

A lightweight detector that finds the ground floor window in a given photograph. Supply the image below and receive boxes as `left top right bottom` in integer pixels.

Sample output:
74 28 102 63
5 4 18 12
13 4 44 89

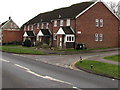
66 35 75 42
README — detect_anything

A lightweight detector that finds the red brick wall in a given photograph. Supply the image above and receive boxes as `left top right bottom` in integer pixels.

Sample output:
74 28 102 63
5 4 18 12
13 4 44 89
76 2 119 48
52 19 76 47
3 30 23 43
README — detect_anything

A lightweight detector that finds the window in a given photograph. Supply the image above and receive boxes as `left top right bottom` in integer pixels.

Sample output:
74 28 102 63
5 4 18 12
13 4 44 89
46 23 49 29
28 25 30 31
95 19 99 27
37 23 39 29
24 26 26 31
66 35 74 42
99 34 103 41
66 19 70 26
31 25 33 30
54 20 57 27
100 19 103 27
53 33 57 40
60 20 64 26
95 33 98 41
41 23 44 29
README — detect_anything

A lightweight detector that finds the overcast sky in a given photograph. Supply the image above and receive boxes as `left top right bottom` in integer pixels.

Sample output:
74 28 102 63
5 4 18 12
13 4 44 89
0 0 119 27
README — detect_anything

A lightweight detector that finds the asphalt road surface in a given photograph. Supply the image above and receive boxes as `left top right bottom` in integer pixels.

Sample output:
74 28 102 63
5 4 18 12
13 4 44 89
1 52 119 89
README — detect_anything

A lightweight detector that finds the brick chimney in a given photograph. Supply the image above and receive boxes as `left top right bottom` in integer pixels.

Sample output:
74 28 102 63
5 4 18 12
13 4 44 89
9 16 11 20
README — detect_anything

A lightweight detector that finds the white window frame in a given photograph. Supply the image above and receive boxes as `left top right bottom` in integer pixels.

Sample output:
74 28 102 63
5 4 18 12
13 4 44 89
95 33 98 41
54 20 57 27
65 35 75 42
53 33 57 40
95 19 99 27
60 20 64 26
41 23 44 29
100 19 103 27
24 26 26 31
28 25 30 31
66 19 70 26
46 23 49 29
99 34 103 41
31 25 33 30
37 23 39 29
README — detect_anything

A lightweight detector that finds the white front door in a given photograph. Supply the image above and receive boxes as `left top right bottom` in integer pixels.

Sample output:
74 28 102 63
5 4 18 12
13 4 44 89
59 37 62 47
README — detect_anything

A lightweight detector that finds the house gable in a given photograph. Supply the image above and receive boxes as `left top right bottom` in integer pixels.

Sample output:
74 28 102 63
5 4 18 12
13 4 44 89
1 18 20 30
76 0 119 20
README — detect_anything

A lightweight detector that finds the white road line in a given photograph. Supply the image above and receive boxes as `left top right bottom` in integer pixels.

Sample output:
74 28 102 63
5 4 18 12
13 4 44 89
27 70 73 86
0 58 10 63
14 64 30 71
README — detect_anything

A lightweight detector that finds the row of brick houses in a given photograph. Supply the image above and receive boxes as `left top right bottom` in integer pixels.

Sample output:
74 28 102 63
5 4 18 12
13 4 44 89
21 0 119 49
1 0 119 49
0 17 22 44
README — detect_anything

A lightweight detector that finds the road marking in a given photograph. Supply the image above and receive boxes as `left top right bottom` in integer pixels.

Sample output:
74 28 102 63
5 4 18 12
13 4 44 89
14 64 30 71
112 79 115 81
27 70 73 86
0 58 10 63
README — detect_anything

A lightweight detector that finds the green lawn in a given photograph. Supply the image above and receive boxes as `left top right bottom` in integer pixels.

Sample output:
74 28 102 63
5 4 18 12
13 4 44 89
76 60 119 79
104 55 120 62
0 45 44 55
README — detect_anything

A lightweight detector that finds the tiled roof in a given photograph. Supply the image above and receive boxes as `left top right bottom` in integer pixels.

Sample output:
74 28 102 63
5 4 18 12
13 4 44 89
41 29 51 36
23 2 94 26
26 31 35 37
1 21 8 26
61 26 74 34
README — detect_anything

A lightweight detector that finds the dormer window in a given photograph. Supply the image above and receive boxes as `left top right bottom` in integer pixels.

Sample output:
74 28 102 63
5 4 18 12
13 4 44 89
66 19 70 26
60 20 64 26
54 20 57 27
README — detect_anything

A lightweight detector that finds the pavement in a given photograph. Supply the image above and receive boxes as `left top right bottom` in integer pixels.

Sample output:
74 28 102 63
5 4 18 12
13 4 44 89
15 48 119 70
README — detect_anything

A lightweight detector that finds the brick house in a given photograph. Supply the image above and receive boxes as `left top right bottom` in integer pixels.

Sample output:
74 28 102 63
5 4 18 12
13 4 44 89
0 17 22 44
21 0 120 48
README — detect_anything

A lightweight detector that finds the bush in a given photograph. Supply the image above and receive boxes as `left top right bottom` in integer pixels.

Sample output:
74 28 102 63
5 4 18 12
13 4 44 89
41 43 49 48
23 39 31 47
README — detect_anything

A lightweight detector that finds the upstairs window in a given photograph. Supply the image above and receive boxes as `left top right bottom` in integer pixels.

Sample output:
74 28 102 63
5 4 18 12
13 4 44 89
24 26 26 31
100 19 103 27
37 23 39 29
28 25 30 31
66 19 70 26
95 19 99 27
46 23 49 29
41 23 44 29
31 25 33 30
54 20 57 27
95 33 98 41
60 20 64 26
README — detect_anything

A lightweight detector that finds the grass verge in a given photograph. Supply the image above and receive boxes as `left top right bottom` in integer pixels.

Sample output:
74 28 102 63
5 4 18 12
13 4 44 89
104 55 120 62
76 60 120 79
0 45 44 55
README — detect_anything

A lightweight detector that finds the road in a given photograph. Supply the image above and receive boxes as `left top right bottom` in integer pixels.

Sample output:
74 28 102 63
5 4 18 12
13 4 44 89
1 52 119 89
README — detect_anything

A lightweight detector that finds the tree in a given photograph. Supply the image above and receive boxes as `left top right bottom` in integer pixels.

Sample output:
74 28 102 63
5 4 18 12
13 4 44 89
107 1 120 19
116 1 120 19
